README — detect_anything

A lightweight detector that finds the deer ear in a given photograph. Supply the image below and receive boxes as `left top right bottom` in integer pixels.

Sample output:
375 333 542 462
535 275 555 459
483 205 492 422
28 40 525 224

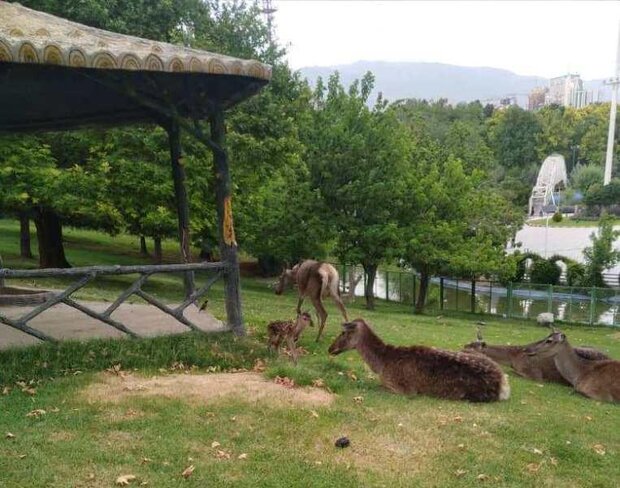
342 321 357 331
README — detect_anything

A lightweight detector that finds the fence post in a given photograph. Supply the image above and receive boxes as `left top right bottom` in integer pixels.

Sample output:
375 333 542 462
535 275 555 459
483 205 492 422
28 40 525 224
568 286 573 323
507 282 513 319
547 284 553 313
412 274 417 310
440 277 444 311
342 264 347 294
589 287 596 326
455 278 459 311
385 270 389 301
488 281 493 314
471 279 476 314
399 272 403 303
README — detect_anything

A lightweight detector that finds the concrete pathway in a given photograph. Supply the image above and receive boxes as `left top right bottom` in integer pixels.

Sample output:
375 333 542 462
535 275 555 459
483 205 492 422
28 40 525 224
0 301 227 350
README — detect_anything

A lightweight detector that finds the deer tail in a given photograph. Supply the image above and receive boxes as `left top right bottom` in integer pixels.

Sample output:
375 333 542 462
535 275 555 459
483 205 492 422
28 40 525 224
499 373 511 401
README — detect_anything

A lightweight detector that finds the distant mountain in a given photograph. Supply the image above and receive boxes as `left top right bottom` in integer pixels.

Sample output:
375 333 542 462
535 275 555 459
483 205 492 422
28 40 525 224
299 61 611 106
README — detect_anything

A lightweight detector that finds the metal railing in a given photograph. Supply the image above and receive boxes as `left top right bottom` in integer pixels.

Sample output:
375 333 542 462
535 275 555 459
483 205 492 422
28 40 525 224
338 264 620 327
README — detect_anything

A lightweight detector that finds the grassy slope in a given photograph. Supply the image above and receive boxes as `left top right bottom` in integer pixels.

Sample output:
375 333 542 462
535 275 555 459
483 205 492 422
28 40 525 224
1 219 619 487
527 218 620 228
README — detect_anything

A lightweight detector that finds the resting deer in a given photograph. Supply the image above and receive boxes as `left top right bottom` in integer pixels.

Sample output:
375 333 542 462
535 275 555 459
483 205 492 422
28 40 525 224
463 329 609 385
275 260 348 342
328 319 510 403
267 312 313 364
525 331 620 403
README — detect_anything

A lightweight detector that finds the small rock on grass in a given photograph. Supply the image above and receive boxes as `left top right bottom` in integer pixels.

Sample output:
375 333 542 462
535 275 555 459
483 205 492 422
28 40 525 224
335 437 350 448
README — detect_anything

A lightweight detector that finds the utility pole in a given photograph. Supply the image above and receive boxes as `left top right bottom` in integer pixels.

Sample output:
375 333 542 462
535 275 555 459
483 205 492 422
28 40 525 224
260 0 277 42
604 21 620 185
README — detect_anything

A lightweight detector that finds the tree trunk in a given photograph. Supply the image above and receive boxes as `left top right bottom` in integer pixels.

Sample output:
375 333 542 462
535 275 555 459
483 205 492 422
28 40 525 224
153 237 163 264
19 211 33 259
33 208 70 268
139 236 148 256
415 271 430 314
347 269 363 301
363 263 378 310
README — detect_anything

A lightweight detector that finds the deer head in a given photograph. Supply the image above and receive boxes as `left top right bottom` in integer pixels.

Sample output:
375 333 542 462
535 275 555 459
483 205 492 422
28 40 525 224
297 311 314 328
328 319 364 355
274 267 295 295
524 331 567 358
463 326 486 352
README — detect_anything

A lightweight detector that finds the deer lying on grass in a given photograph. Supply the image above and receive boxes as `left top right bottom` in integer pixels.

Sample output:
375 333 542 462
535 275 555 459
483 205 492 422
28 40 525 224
463 329 609 385
267 312 313 364
328 319 510 403
525 331 620 403
275 260 348 342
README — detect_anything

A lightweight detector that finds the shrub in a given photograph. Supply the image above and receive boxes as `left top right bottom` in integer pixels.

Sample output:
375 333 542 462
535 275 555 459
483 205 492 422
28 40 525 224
552 211 563 223
566 262 586 287
529 259 561 285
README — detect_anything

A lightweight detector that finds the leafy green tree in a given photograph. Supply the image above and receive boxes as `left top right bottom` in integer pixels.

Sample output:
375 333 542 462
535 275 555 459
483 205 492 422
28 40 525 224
582 214 620 287
304 72 410 309
571 164 604 194
487 106 541 169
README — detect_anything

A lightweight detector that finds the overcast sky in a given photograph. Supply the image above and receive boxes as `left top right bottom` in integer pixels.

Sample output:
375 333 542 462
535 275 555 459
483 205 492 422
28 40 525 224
273 1 620 80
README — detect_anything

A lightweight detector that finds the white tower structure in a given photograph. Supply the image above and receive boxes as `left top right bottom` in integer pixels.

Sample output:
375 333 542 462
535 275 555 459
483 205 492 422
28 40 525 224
604 21 620 185
528 154 568 216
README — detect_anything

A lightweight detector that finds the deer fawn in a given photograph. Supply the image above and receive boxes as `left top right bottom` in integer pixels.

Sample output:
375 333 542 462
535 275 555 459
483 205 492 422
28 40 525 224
328 319 510 402
275 260 348 342
464 328 609 385
267 312 313 364
525 331 620 403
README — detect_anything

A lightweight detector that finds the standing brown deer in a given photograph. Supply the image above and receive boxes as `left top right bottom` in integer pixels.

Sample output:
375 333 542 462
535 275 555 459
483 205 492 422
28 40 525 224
267 312 314 364
328 319 510 402
463 329 609 385
525 331 620 403
275 260 348 342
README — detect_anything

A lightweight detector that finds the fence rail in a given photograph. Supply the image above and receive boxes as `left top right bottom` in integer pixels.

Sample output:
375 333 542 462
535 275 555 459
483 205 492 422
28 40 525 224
0 261 228 342
337 264 620 327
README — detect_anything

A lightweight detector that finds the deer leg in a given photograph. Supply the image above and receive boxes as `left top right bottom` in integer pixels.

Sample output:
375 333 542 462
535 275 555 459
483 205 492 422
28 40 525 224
330 291 349 322
286 335 299 365
296 294 305 315
312 297 328 342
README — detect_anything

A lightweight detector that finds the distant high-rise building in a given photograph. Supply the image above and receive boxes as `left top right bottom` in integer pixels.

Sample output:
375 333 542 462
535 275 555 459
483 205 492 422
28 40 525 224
546 74 592 108
528 87 548 110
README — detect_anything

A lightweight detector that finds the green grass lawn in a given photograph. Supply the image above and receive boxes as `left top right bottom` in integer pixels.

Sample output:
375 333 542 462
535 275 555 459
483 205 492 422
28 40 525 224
527 217 620 228
1 219 619 487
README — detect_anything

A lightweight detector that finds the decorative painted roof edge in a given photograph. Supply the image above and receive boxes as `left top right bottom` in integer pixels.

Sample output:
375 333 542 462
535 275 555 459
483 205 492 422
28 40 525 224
0 1 272 80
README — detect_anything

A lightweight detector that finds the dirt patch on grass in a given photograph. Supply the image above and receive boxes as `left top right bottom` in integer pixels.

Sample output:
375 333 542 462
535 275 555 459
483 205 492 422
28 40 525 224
84 372 334 408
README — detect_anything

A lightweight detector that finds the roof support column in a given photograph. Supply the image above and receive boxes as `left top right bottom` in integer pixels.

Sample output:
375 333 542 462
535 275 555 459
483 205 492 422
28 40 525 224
210 109 244 336
166 118 195 299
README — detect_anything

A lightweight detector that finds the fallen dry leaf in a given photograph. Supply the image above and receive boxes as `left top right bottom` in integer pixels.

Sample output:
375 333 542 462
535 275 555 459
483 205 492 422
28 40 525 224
311 378 325 388
22 387 36 396
457 443 465 450
2 386 10 395
353 396 364 404
453 416 463 423
211 441 221 448
346 371 358 381
141 458 151 465
550 457 559 466
115 474 136 486
585 415 593 421
455 469 467 478
215 450 231 460
26 409 46 418
6 432 15 439
238 453 248 460
274 376 295 388
592 444 606 456
526 462 541 473
532 448 543 455
477 474 489 481
18 454 26 459
181 465 195 479
310 410 319 418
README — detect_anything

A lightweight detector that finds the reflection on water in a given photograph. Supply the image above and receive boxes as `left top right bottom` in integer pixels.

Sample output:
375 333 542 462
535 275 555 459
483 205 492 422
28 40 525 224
348 268 620 327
